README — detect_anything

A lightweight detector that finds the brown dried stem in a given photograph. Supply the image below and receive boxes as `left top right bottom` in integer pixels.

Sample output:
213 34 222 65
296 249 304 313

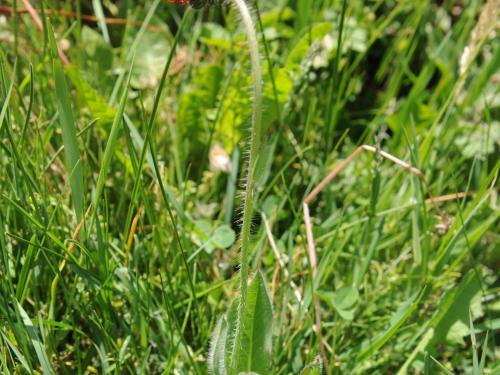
0 5 164 33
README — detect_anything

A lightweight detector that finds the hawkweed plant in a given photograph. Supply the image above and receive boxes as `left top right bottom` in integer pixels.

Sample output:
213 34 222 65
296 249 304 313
208 1 273 374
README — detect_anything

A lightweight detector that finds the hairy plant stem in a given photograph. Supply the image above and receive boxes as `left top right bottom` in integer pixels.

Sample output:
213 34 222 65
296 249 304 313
233 0 262 302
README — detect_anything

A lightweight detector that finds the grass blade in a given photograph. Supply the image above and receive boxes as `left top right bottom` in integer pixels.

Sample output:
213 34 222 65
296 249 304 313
92 61 134 212
48 22 84 220
16 302 54 375
356 287 426 363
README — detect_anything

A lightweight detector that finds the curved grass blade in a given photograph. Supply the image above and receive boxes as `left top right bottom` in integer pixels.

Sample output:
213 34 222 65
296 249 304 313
92 59 134 213
48 22 84 220
355 287 426 364
16 302 55 375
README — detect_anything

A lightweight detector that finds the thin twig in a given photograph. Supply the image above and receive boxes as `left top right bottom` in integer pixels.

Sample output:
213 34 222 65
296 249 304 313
0 6 164 33
425 191 473 204
263 213 302 303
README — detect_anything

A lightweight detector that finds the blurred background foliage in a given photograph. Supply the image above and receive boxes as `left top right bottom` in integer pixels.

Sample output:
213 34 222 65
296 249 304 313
0 0 498 373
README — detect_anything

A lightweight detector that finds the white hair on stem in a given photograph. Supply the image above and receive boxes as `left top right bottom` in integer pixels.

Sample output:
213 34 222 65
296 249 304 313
228 0 263 372
231 0 262 301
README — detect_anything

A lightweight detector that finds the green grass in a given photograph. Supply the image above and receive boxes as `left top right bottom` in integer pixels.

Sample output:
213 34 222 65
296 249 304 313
0 0 499 374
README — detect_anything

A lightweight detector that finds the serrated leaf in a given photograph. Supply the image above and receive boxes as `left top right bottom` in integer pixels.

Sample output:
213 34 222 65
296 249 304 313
231 272 273 374
65 66 115 127
454 122 500 159
178 63 224 157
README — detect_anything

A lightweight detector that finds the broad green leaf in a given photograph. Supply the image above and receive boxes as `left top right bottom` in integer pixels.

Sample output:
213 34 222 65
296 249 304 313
261 7 295 26
333 286 359 310
125 19 171 89
429 271 483 346
231 272 273 374
48 22 84 220
318 286 359 321
80 26 114 90
263 67 292 104
193 220 236 254
454 121 500 159
211 226 236 249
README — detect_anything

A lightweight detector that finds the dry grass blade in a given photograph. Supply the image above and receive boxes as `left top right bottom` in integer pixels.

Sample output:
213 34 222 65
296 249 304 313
263 213 302 303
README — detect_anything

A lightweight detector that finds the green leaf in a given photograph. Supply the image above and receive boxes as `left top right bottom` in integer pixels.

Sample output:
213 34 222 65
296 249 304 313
92 61 133 211
15 234 36 303
65 66 115 127
231 272 273 375
208 297 239 374
318 286 359 321
80 26 114 90
200 22 231 49
225 297 239 372
193 221 236 254
285 23 332 71
125 19 171 89
209 316 229 375
0 331 31 373
177 63 224 156
356 287 425 363
430 271 483 346
0 60 14 133
48 22 84 220
254 135 278 192
454 122 500 159
211 226 236 249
